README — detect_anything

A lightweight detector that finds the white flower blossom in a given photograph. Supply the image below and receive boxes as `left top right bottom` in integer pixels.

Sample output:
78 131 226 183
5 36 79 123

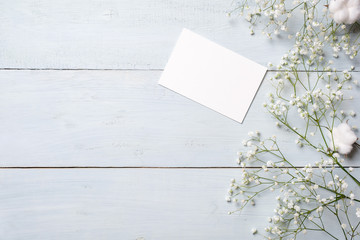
317 206 324 212
267 161 274 167
341 181 349 190
350 193 355 200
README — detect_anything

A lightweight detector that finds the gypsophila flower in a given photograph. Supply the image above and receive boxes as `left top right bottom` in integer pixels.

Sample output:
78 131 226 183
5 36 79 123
350 193 355 199
317 206 324 213
229 1 360 238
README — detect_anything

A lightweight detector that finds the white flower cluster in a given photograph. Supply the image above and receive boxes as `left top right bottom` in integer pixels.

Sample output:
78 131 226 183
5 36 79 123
262 171 356 238
228 130 360 238
229 0 360 238
233 0 360 58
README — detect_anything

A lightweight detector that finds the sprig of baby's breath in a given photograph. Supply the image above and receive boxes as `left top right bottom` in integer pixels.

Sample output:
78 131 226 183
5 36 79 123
227 1 360 239
228 0 360 59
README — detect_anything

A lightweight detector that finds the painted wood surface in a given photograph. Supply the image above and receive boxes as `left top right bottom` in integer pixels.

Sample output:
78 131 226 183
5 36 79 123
0 169 267 240
0 0 357 70
0 168 357 240
1 70 359 167
1 0 360 239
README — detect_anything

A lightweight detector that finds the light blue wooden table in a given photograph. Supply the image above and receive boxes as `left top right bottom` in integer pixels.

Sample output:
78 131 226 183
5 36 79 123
0 0 359 239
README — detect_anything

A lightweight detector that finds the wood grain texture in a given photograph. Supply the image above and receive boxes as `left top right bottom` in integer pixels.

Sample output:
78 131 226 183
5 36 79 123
1 1 360 239
0 0 305 69
0 169 359 240
0 169 272 240
1 70 358 167
0 168 358 240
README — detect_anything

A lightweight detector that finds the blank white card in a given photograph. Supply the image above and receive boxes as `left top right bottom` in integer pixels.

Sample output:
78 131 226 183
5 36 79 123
159 28 267 123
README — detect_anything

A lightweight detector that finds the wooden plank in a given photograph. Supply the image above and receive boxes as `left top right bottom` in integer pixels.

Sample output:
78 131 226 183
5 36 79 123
0 0 299 69
0 168 357 239
0 169 271 240
0 70 359 167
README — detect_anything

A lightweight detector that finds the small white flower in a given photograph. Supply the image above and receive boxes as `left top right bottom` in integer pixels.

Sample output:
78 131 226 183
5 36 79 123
267 161 274 167
317 206 324 212
341 223 347 229
327 181 334 187
312 103 319 111
356 208 360 217
350 193 355 199
251 228 257 234
329 122 358 154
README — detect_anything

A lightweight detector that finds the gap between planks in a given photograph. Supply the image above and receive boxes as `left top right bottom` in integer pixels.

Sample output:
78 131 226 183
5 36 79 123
0 68 357 73
0 166 357 169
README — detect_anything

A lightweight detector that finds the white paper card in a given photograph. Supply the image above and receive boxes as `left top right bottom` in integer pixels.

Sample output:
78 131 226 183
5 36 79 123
159 28 267 123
